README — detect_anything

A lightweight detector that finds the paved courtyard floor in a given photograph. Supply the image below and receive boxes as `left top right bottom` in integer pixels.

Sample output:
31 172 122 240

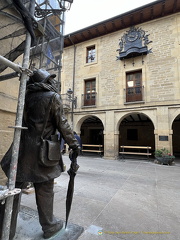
17 155 180 240
1 155 180 239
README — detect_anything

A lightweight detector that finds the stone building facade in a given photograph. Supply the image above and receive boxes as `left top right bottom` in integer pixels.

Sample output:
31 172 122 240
61 0 180 159
0 67 19 159
0 0 180 161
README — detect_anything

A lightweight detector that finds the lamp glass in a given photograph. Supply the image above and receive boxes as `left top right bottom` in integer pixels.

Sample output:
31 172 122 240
64 0 73 10
67 88 73 95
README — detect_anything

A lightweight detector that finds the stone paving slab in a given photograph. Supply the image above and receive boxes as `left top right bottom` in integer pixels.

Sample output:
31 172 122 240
14 206 84 240
18 156 180 240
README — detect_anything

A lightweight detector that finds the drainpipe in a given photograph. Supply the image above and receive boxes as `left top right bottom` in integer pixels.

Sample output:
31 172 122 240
68 35 76 129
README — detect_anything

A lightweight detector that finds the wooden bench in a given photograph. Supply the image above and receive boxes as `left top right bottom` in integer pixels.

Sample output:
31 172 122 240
82 144 103 156
119 146 152 159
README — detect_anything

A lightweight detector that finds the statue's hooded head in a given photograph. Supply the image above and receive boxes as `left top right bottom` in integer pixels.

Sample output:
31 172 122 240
30 69 56 83
28 69 60 91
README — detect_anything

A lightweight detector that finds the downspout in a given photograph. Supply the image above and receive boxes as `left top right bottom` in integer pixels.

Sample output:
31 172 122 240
68 35 76 129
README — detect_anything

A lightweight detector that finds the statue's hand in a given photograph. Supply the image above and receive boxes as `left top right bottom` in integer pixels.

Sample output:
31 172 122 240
69 147 80 161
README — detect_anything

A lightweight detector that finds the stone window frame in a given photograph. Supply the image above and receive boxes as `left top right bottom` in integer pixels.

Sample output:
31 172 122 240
84 43 98 66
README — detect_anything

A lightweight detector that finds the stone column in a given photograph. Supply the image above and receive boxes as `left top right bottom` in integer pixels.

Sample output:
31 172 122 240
169 129 173 154
156 107 171 151
104 111 115 159
114 131 119 159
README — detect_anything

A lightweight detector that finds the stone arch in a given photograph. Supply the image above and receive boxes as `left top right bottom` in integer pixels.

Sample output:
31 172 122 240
171 112 180 156
116 111 155 132
75 114 104 146
117 112 155 153
75 114 105 134
169 109 180 130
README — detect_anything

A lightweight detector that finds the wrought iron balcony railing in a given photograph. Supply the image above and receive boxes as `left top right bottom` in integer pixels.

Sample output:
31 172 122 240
61 93 71 111
124 86 144 103
81 92 97 107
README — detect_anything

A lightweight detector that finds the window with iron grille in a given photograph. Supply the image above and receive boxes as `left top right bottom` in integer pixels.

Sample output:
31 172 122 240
86 45 96 63
83 79 96 106
126 70 142 102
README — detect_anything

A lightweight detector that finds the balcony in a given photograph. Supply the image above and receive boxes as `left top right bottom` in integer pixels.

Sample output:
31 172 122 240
81 92 97 107
61 93 71 112
124 86 144 103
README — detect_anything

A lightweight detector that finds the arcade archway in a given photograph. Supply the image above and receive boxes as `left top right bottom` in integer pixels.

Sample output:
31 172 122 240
119 113 155 153
80 116 104 145
172 114 180 156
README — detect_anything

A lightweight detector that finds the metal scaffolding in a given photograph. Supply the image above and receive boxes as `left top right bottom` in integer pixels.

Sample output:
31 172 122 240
0 0 73 239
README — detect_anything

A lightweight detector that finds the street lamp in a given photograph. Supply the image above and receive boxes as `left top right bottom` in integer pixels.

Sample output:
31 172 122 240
67 88 77 109
35 0 73 18
67 88 76 129
59 0 73 11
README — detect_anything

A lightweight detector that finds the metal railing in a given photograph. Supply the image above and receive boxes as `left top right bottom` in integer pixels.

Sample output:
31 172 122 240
61 93 71 111
81 92 97 107
124 86 144 103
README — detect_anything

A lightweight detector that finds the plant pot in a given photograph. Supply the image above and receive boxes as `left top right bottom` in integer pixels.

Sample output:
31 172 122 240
155 157 174 165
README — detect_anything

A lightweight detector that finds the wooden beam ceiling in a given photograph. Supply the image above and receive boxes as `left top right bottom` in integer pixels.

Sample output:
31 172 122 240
64 0 180 48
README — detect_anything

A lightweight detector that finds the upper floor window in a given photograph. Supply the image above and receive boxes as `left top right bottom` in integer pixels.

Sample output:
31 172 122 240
86 45 96 63
126 71 143 102
83 79 96 106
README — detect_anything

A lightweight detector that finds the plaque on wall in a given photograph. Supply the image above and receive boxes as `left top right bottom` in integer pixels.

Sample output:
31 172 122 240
159 136 168 141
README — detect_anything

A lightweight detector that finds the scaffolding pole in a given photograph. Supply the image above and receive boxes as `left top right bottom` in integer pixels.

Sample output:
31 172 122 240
0 56 22 73
1 1 35 239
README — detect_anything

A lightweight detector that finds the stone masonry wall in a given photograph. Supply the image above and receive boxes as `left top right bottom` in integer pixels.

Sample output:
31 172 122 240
0 67 19 159
62 14 180 110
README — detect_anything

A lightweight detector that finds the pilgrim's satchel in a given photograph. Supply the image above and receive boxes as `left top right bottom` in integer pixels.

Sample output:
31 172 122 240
39 93 62 168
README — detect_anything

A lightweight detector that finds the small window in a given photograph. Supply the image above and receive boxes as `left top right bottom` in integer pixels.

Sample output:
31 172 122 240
86 45 96 63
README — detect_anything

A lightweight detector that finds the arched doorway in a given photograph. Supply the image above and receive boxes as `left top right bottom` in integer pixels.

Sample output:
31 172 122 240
119 113 155 154
172 114 180 156
80 116 104 155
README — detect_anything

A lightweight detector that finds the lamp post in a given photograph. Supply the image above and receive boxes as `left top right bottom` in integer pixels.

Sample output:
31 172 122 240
35 0 73 17
67 88 77 129
59 0 73 10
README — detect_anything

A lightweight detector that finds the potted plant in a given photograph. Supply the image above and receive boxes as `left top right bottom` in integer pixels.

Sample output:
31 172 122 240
154 148 175 165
